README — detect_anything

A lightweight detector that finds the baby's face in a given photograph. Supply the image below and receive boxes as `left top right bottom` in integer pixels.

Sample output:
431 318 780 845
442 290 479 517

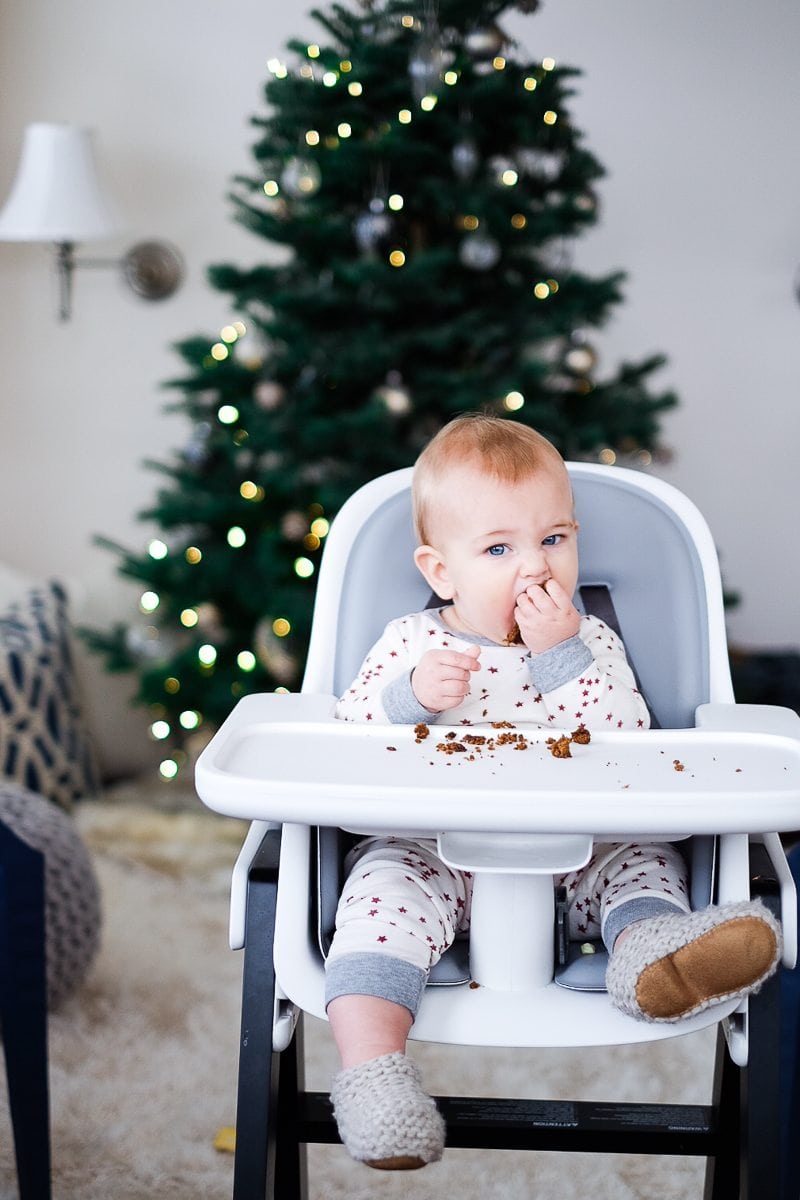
428 464 579 644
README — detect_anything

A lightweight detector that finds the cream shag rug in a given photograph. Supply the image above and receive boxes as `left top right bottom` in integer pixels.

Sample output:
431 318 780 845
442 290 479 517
0 785 715 1199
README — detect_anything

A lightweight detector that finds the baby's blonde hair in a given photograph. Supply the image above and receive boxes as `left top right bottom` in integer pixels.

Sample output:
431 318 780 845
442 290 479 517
412 413 566 545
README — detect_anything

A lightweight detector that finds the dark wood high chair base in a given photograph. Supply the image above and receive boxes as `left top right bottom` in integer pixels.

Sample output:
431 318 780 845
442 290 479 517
230 828 792 1200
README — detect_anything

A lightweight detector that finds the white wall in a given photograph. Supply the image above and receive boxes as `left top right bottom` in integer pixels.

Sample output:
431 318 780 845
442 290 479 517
0 1 798 755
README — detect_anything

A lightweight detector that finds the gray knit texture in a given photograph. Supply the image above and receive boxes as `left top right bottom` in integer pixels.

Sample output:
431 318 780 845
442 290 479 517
605 899 781 1023
330 1051 445 1167
0 781 101 1009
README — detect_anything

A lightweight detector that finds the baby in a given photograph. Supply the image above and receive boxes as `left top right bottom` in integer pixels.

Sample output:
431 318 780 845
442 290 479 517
326 413 781 1170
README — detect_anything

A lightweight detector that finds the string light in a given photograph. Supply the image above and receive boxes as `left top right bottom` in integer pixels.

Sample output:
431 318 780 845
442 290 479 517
180 608 199 628
198 644 217 666
294 557 315 578
339 60 352 72
185 547 202 565
444 70 459 85
263 180 280 196
511 213 527 229
599 449 617 465
348 81 363 96
503 391 525 411
322 71 338 87
533 282 551 299
140 591 159 613
305 130 320 146
148 539 168 559
227 526 247 548
306 44 320 58
310 517 329 538
388 194 404 211
272 618 291 637
218 404 239 424
524 77 537 91
338 122 352 138
542 56 557 71
493 56 506 70
220 325 239 343
179 710 201 730
237 650 257 672
164 677 180 694
267 58 287 78
240 480 263 500
150 720 171 740
420 95 437 112
159 759 180 780
543 110 558 125
210 343 229 361
398 109 412 124
500 168 518 186
401 14 415 27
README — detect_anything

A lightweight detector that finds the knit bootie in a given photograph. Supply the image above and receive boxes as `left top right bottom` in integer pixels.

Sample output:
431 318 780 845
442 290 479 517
330 1051 445 1170
606 899 782 1023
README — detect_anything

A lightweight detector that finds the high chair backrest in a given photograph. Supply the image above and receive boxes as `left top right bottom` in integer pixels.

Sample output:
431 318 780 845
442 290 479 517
303 463 734 729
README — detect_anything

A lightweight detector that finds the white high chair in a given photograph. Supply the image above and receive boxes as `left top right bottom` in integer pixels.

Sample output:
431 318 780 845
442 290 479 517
195 462 800 1199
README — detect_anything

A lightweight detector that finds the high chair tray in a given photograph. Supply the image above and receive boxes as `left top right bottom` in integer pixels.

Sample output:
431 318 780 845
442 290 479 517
195 693 800 835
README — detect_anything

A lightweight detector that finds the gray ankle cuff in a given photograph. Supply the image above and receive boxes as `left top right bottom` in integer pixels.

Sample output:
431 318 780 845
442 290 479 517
603 897 688 953
325 953 428 1017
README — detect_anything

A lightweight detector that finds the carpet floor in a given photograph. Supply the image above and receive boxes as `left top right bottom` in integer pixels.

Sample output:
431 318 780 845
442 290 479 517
0 788 718 1198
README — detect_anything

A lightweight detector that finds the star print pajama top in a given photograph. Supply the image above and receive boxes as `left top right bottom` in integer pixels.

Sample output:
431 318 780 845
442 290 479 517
325 608 690 1017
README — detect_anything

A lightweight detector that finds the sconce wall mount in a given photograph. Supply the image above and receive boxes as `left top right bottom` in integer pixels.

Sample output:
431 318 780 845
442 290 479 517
0 123 183 319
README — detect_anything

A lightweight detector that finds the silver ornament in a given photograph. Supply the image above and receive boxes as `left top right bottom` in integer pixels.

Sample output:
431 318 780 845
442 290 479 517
354 208 392 253
465 26 505 58
451 140 480 180
459 232 501 271
375 371 411 414
516 148 563 182
281 156 321 199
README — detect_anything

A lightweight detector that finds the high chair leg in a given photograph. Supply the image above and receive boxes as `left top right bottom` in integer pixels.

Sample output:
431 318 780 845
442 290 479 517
233 826 306 1200
703 840 783 1200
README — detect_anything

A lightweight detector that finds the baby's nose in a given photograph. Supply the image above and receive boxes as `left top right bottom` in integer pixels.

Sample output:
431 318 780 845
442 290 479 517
519 548 549 580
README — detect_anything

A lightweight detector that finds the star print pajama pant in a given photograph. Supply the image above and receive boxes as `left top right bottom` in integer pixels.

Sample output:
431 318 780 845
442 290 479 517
324 836 690 1017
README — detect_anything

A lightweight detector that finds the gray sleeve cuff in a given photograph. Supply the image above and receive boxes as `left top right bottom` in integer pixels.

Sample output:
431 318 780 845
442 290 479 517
382 671 439 723
325 952 428 1018
528 634 594 694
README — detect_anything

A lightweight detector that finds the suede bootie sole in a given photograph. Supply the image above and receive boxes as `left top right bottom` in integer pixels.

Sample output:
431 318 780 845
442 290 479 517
605 899 781 1022
330 1051 445 1170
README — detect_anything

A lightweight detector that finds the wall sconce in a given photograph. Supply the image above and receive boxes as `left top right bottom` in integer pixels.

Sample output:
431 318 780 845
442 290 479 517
0 123 183 320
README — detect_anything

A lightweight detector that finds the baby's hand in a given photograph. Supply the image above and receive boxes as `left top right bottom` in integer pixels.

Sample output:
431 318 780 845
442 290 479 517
411 646 481 713
515 580 581 654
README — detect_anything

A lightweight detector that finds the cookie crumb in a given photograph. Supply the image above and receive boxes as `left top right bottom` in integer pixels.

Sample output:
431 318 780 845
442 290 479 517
547 735 573 759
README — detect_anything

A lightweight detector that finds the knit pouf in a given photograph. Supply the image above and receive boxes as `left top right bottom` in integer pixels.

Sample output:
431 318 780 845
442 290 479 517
0 782 101 1009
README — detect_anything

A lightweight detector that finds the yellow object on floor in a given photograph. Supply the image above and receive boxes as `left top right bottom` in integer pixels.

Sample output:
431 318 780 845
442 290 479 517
214 1126 236 1154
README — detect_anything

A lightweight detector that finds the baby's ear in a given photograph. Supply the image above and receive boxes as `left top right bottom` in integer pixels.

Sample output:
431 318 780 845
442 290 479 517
413 545 454 600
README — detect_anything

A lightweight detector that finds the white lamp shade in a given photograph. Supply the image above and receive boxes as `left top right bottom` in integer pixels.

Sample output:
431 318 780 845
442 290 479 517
0 123 120 243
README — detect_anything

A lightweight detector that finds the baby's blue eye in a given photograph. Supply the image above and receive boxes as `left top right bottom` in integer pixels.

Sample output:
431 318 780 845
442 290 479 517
487 544 506 557
542 534 561 546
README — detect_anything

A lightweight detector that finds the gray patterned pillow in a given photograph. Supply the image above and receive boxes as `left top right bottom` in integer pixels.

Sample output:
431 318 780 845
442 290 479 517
0 582 100 811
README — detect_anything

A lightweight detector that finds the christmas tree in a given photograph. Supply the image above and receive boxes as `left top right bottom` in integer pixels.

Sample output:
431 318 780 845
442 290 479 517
89 0 677 780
